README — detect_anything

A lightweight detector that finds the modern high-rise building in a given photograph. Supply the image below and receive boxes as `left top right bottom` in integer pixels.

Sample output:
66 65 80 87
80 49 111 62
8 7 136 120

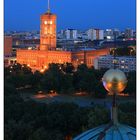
65 29 78 40
87 29 104 41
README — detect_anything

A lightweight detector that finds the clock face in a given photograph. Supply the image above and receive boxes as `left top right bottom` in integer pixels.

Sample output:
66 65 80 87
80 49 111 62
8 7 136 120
44 21 47 25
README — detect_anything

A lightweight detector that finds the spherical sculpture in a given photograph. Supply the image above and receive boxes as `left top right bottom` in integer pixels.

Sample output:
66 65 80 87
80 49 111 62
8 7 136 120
102 69 127 93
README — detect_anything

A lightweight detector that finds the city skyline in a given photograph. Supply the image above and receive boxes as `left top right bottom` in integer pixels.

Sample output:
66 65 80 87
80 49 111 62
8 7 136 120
4 0 136 31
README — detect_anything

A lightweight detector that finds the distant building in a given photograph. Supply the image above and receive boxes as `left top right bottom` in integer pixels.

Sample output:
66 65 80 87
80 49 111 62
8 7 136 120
113 28 121 39
4 36 17 67
58 29 78 40
72 49 110 68
17 8 72 70
101 40 136 49
94 55 136 72
57 30 65 39
80 32 88 40
65 29 78 40
104 29 114 40
4 36 12 57
125 28 134 39
87 29 104 41
16 2 109 71
13 38 40 48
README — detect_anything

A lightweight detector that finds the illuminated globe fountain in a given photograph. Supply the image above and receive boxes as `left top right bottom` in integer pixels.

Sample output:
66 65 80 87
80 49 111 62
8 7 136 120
74 68 136 140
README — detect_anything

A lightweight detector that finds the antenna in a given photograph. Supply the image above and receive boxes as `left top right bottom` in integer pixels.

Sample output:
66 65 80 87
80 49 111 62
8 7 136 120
47 0 50 13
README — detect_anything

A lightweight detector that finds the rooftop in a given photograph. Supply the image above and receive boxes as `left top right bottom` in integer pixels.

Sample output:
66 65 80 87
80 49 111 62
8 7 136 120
74 123 136 140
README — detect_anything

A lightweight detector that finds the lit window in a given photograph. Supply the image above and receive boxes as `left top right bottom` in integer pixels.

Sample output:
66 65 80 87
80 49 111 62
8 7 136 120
44 21 48 25
50 21 53 24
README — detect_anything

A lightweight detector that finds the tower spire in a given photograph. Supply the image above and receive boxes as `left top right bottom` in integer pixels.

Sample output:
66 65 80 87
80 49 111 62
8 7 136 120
47 0 50 13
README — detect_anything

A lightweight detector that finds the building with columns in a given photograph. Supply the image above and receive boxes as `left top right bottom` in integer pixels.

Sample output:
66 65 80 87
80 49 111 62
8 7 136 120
17 1 109 71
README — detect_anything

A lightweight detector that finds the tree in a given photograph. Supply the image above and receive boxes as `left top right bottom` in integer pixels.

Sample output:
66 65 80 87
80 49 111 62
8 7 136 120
124 71 136 96
94 82 107 98
28 127 64 140
30 71 43 90
60 74 74 94
87 106 110 128
64 63 75 74
118 102 136 127
73 64 100 94
110 47 136 56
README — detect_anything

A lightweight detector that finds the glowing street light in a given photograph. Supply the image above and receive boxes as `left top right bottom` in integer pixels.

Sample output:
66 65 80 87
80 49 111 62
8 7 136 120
28 47 32 50
40 69 44 73
130 49 134 56
44 65 47 69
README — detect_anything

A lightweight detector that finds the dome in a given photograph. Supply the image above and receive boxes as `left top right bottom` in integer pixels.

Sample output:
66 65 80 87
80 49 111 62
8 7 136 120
102 69 127 93
73 123 136 140
74 68 136 140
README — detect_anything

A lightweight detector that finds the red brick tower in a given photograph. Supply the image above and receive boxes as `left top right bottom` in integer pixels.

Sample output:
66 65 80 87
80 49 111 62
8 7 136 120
40 0 57 51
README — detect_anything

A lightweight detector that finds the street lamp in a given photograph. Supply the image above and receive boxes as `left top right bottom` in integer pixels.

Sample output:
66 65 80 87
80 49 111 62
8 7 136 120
130 49 134 56
40 69 44 73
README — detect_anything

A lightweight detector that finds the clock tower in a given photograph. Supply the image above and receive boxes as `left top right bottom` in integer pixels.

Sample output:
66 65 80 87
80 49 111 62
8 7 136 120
40 0 57 51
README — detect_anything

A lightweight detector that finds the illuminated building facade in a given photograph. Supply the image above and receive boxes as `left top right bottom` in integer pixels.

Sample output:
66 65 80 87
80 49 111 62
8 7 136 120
17 1 109 71
17 50 71 70
4 36 12 57
4 36 17 67
94 55 136 72
40 12 57 50
72 49 109 68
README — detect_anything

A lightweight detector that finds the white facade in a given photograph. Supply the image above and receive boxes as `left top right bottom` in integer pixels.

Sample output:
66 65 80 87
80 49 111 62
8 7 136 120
125 28 134 38
104 29 114 40
65 30 71 39
65 29 78 40
94 55 136 72
78 32 88 40
99 30 104 40
87 29 104 41
113 29 121 38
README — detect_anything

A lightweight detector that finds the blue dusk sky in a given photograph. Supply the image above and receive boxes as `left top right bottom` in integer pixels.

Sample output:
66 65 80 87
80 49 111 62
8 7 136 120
4 0 136 31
